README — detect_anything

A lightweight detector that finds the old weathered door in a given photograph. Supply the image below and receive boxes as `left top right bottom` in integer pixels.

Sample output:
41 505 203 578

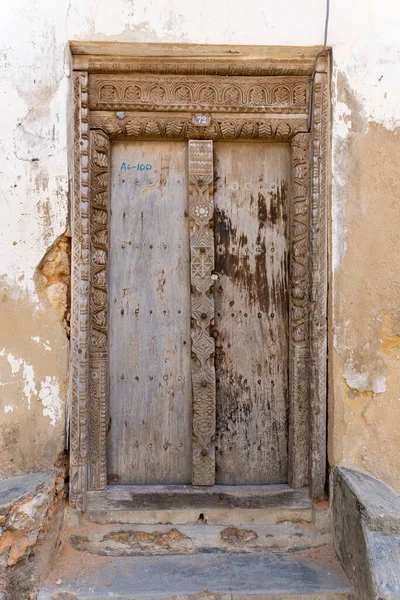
107 139 290 485
214 142 290 484
108 141 192 484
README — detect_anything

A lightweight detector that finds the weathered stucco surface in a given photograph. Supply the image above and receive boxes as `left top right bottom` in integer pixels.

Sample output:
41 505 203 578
1 0 400 491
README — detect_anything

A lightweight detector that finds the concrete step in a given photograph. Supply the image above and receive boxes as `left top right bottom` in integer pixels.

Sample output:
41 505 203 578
38 547 353 600
68 521 332 556
84 484 313 525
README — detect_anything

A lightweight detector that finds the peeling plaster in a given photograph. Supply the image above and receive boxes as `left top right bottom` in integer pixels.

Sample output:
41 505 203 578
344 363 386 395
7 353 24 375
31 336 52 352
39 376 62 426
1 350 63 420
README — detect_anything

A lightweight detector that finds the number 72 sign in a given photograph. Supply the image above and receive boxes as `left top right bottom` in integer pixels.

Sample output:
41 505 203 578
191 113 212 126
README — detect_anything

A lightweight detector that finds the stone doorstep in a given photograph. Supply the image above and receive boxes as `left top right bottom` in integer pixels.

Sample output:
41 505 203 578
37 550 352 600
67 522 332 556
84 506 314 526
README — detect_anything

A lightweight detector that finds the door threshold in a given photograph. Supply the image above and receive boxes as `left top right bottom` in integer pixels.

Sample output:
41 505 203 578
87 483 310 510
84 484 312 525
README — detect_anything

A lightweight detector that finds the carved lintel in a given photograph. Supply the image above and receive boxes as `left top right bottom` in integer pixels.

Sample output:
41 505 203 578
89 74 309 114
289 132 311 490
72 51 317 77
309 72 329 499
189 140 216 486
90 113 307 141
70 72 90 510
88 130 110 491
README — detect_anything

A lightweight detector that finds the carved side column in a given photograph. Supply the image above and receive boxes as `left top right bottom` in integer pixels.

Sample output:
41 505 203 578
88 130 110 491
70 72 90 510
188 140 216 486
309 70 329 499
289 132 311 489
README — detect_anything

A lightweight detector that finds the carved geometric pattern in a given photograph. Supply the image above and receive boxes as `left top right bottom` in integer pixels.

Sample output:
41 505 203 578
90 114 306 142
189 140 216 486
89 75 309 113
290 134 310 349
69 71 90 511
309 75 329 500
88 130 110 491
288 132 310 490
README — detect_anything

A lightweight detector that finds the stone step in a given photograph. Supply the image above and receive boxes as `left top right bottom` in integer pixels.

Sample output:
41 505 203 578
84 484 312 525
68 521 332 556
38 548 353 600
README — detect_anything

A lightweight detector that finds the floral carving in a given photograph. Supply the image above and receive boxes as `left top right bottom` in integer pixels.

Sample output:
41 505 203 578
198 85 217 104
249 85 265 106
274 85 290 105
149 84 167 102
89 130 109 491
100 83 117 102
89 75 309 113
176 85 191 103
90 114 307 145
124 85 141 102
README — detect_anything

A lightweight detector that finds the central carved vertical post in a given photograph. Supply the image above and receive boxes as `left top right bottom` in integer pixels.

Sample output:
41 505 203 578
188 140 216 486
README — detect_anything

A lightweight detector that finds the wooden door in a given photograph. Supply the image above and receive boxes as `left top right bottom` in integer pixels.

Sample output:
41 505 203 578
107 141 192 484
107 139 290 486
214 142 290 484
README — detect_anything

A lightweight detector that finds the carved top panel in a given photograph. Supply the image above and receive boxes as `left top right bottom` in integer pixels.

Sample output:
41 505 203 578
89 74 309 113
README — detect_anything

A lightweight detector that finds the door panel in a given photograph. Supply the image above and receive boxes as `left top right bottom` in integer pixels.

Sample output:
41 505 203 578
107 141 192 484
107 139 290 487
214 142 290 484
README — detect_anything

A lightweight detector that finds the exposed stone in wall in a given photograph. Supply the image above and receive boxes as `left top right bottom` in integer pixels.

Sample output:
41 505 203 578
35 231 71 336
0 463 67 598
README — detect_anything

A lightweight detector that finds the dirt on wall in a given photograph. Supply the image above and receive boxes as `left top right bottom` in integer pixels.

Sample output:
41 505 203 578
0 233 70 479
329 73 400 493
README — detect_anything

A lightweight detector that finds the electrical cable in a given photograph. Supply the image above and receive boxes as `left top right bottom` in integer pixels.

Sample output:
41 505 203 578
307 0 330 131
323 0 330 49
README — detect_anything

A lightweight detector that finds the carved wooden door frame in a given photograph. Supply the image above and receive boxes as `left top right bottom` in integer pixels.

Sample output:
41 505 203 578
70 44 330 510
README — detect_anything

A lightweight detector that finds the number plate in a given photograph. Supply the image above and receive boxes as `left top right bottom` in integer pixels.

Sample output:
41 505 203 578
192 113 212 127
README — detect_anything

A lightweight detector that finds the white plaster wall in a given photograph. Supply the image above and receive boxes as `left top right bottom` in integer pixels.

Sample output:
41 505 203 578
2 0 399 287
1 0 400 485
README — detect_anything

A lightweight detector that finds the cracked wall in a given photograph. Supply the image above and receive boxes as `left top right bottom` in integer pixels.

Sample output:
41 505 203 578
0 0 400 492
